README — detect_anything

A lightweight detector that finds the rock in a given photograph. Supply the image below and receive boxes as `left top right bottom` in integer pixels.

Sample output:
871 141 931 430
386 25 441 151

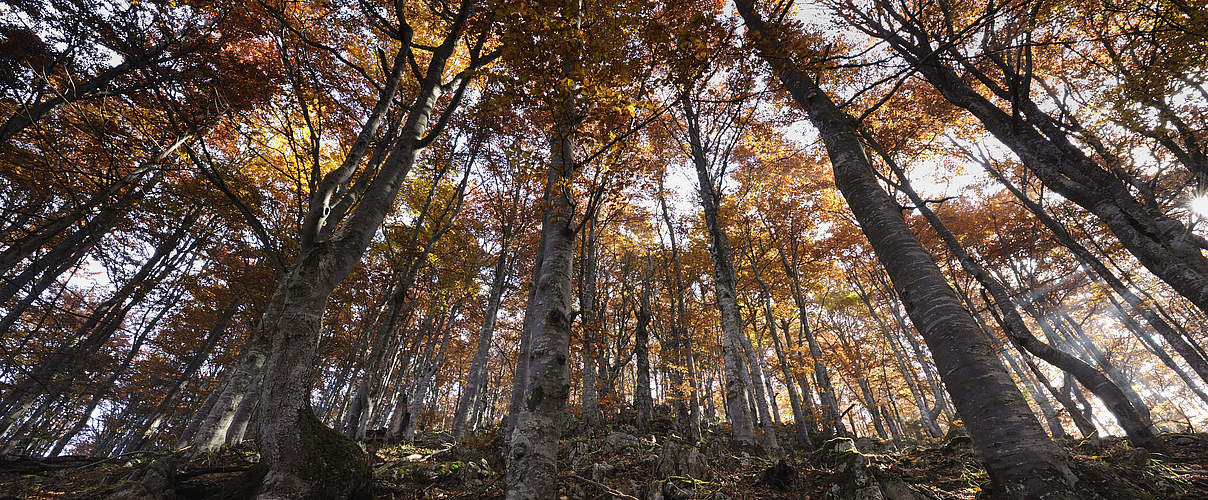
605 432 643 455
824 450 884 500
822 443 920 500
567 441 591 469
760 459 796 491
457 458 492 483
854 437 892 453
655 441 705 479
646 479 694 500
589 462 614 482
103 455 179 500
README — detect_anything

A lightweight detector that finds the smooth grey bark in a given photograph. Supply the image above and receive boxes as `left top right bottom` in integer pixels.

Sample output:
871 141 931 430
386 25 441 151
734 2 1078 496
683 93 756 448
453 228 513 437
737 301 779 452
578 216 602 429
506 128 579 500
878 139 1163 450
189 329 268 453
506 229 545 435
252 3 486 495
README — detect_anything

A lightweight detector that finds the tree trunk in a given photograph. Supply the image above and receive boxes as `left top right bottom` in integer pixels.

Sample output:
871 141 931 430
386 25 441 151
734 3 1078 495
506 126 579 499
683 93 756 448
868 15 1208 318
453 230 512 437
878 139 1163 451
634 274 654 432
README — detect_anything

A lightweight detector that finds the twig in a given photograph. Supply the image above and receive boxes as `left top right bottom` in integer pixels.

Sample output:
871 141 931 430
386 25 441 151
570 474 640 500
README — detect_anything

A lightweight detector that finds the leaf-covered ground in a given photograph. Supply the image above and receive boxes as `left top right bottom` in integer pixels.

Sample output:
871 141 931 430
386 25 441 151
4 423 1208 499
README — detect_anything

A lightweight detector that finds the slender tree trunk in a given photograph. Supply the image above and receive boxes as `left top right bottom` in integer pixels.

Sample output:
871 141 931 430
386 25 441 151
866 15 1208 318
453 232 512 437
683 93 756 448
634 276 653 432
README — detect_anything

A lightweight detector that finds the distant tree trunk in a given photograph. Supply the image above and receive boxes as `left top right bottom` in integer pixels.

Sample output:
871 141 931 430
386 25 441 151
734 2 1078 495
953 284 1072 440
770 317 812 448
634 273 653 432
0 211 196 438
683 93 756 448
453 228 512 438
125 297 240 451
251 2 487 492
46 303 158 456
405 304 459 440
506 124 580 499
860 6 1208 318
982 162 1208 390
657 180 702 443
738 305 779 452
578 216 602 429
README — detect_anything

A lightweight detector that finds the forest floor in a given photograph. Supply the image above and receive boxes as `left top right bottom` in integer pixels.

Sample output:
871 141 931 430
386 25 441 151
4 415 1208 499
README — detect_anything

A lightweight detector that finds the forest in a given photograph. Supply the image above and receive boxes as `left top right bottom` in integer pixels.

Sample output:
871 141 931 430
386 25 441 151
1 0 1207 498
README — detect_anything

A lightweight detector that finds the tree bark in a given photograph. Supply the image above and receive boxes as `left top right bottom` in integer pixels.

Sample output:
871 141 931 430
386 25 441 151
453 228 512 437
683 93 756 448
734 2 1078 495
506 127 579 499
877 139 1163 450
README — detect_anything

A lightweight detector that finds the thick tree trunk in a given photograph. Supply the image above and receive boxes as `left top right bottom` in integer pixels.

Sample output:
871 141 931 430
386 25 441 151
734 2 1078 495
253 6 475 493
506 129 579 499
880 141 1163 451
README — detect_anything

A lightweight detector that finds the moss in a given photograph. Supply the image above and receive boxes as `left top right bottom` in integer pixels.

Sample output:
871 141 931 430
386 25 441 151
297 404 372 499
